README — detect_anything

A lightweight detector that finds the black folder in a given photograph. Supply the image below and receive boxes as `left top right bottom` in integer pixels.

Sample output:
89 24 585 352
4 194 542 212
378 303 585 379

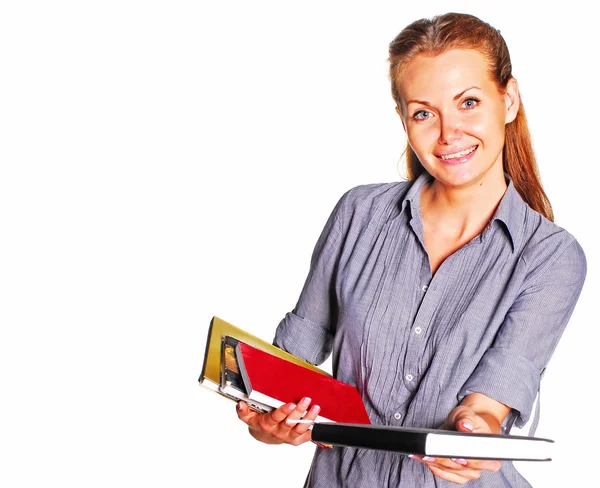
310 422 553 461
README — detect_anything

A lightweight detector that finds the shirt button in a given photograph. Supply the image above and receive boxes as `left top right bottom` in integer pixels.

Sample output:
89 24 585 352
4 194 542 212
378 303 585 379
406 373 414 381
422 285 428 292
394 412 402 420
415 327 422 334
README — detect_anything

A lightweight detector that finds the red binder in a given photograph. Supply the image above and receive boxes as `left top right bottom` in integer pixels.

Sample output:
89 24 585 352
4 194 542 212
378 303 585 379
236 341 371 425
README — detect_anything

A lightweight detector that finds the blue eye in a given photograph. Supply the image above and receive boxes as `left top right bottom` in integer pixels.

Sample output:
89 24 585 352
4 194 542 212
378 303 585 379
413 110 432 121
462 97 480 109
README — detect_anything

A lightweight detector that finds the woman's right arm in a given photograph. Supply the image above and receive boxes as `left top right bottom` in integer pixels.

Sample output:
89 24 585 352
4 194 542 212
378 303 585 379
235 397 321 446
237 192 351 445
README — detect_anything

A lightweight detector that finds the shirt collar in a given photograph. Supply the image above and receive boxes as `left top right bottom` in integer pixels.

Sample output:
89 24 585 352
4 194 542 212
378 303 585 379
399 172 525 252
400 172 431 217
490 176 525 252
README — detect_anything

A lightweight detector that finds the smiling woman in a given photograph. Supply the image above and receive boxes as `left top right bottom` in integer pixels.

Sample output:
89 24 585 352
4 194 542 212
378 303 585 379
389 15 553 222
392 47 523 275
397 50 515 190
233 12 587 488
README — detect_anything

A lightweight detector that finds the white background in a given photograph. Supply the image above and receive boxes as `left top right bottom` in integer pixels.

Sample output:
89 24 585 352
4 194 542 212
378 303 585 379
1 1 597 487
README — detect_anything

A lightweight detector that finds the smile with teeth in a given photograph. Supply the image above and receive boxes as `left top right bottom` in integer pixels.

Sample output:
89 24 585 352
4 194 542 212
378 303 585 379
439 145 478 160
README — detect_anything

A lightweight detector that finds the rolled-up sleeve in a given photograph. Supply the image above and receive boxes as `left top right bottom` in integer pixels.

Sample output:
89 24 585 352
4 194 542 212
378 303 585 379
459 238 587 427
273 191 348 366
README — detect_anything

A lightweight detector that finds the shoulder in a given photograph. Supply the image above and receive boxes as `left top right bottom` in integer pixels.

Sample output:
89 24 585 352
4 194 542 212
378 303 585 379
518 205 586 285
336 181 412 223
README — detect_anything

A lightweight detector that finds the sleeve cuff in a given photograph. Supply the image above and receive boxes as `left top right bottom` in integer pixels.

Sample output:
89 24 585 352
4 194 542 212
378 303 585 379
458 347 541 428
273 311 333 366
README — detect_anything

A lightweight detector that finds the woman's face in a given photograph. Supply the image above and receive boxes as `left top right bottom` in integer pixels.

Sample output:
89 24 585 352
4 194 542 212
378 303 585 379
396 49 519 190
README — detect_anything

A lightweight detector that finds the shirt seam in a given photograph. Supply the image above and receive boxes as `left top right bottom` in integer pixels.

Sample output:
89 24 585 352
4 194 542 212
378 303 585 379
519 234 578 292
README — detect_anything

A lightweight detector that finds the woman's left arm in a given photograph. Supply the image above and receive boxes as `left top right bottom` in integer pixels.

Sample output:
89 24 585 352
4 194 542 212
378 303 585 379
411 392 508 484
413 237 587 484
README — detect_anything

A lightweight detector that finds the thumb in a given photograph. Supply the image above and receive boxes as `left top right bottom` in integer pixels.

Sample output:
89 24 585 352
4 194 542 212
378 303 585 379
236 401 259 425
449 406 482 433
455 414 477 433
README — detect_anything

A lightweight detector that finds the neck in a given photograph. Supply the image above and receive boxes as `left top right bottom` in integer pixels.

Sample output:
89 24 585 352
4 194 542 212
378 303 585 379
420 171 507 240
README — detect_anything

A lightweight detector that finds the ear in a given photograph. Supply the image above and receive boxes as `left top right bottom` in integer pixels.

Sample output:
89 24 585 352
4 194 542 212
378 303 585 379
395 105 407 132
504 77 520 124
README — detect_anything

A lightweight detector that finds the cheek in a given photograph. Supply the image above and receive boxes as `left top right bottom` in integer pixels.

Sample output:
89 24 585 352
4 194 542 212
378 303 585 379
464 112 504 143
406 123 437 150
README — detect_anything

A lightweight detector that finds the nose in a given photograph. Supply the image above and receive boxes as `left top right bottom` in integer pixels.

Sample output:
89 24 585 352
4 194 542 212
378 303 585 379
438 113 462 145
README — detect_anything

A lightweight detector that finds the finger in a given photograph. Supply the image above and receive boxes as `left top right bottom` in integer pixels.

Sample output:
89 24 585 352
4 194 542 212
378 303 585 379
409 455 434 462
255 402 297 431
435 458 502 473
287 428 314 446
271 397 314 442
428 464 480 484
236 401 261 425
240 401 296 432
445 404 491 434
283 397 313 428
430 459 483 479
442 405 467 430
256 398 311 436
448 407 479 433
410 456 483 480
427 456 471 469
427 455 501 474
292 404 321 435
459 458 502 472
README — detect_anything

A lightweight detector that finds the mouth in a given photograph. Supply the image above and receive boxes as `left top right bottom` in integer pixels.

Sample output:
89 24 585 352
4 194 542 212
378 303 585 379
435 145 478 165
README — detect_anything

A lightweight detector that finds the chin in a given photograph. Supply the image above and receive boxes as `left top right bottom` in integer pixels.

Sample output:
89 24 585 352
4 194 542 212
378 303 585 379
424 156 502 189
438 176 479 189
423 165 476 187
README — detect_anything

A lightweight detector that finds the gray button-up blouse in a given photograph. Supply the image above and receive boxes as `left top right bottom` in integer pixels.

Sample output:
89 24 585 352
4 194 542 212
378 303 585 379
273 173 586 487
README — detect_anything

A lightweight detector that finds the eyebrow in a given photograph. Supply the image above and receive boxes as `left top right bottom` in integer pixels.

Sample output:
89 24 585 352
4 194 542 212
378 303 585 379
406 86 481 106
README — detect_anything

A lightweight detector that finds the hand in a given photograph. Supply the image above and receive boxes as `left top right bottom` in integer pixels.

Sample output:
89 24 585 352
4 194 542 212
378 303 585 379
236 396 321 446
409 405 502 485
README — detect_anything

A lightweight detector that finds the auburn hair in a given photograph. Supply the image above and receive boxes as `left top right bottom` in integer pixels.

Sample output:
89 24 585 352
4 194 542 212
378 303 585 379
388 13 554 221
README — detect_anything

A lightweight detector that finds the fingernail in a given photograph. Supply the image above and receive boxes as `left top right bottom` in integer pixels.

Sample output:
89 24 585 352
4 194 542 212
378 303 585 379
423 456 436 462
462 421 474 431
452 458 468 466
408 454 416 459
301 397 311 407
237 402 243 411
287 403 297 411
311 405 320 413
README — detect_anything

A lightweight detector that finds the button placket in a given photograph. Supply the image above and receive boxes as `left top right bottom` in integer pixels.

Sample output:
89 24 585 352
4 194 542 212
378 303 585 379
405 267 442 391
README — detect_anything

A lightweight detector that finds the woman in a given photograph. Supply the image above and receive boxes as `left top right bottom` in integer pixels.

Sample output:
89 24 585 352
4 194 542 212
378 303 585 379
235 12 586 487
